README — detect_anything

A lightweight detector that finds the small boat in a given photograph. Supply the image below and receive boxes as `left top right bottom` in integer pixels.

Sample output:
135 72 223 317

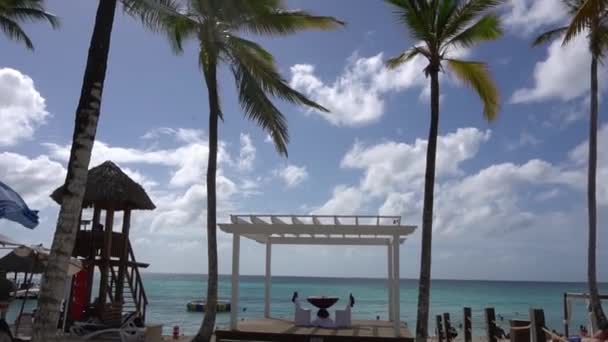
187 300 231 313
12 285 40 299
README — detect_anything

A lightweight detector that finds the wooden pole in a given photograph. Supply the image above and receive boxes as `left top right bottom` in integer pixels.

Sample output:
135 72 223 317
563 293 569 337
464 307 472 342
115 209 131 304
230 234 240 330
264 240 271 318
436 315 444 342
387 243 393 321
443 312 452 342
485 307 498 342
392 235 400 336
98 209 114 305
530 308 546 342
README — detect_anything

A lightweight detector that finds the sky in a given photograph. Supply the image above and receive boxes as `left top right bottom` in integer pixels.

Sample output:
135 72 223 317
0 0 607 282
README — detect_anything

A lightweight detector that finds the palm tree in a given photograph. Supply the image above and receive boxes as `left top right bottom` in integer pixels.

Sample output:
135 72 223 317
159 1 342 340
384 0 503 340
533 0 608 333
32 1 174 341
0 0 58 50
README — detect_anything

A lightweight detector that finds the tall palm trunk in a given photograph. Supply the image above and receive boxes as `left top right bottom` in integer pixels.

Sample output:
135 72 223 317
32 1 117 341
587 55 607 331
415 65 440 342
194 60 220 342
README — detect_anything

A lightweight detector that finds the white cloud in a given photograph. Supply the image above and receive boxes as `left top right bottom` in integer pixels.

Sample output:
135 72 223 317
511 35 605 103
289 47 473 127
341 128 490 195
506 132 541 150
314 186 365 215
0 68 49 146
275 164 308 188
44 129 231 188
237 133 256 171
569 123 608 205
318 127 592 243
289 52 427 126
0 152 65 208
502 0 568 35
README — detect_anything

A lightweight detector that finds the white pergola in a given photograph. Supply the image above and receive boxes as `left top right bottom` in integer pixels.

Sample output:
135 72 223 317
219 214 417 336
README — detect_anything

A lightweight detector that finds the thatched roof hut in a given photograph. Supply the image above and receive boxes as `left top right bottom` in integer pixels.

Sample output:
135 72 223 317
50 161 155 211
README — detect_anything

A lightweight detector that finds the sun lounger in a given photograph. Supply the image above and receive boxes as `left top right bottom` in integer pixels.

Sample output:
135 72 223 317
70 312 145 342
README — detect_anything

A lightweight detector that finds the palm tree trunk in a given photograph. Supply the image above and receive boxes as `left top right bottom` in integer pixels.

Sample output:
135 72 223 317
193 60 220 342
415 66 440 342
588 55 607 331
31 1 117 341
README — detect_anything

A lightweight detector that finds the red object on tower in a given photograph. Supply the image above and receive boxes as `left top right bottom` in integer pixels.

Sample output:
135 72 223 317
69 265 91 321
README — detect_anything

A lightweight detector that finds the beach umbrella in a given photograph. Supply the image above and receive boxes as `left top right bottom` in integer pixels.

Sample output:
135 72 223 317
0 181 39 229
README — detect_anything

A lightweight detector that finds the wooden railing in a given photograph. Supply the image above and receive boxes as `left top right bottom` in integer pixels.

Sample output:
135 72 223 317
105 240 148 322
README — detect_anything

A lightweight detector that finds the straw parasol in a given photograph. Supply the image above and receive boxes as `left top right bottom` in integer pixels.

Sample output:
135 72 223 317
50 161 155 211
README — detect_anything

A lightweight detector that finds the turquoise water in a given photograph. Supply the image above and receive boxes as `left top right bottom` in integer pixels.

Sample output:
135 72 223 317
5 274 603 336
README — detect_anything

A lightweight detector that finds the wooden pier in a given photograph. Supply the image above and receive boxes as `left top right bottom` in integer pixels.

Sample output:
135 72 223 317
215 318 413 342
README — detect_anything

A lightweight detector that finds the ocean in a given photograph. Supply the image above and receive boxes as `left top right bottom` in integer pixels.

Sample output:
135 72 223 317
5 274 603 336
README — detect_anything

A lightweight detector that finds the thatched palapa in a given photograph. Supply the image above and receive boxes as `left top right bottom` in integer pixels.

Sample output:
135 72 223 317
50 160 155 211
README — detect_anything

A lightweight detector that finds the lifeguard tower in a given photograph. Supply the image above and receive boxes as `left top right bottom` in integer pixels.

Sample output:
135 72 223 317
51 161 155 325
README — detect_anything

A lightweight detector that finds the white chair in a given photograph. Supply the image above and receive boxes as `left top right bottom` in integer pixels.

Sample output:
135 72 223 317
335 294 354 328
293 293 311 326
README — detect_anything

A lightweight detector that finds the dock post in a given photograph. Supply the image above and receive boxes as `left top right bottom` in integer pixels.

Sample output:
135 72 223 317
436 315 444 342
443 313 453 342
485 307 498 342
530 308 546 342
230 233 241 330
563 293 569 337
392 235 400 336
264 240 271 318
387 243 393 321
463 307 472 342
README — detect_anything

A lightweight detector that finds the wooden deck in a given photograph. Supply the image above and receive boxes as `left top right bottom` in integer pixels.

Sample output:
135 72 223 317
215 318 414 342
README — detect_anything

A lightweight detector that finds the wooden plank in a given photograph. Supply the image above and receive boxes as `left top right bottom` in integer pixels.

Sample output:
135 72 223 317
530 308 546 342
485 307 497 342
98 209 114 304
215 319 413 342
443 313 452 342
116 209 131 303
463 307 472 342
436 315 444 342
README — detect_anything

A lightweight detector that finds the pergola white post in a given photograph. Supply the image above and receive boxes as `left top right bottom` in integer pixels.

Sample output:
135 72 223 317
230 233 241 330
392 235 400 336
387 242 394 321
264 240 272 318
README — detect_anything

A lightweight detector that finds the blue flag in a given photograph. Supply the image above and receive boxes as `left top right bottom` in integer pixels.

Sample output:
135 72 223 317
0 181 39 229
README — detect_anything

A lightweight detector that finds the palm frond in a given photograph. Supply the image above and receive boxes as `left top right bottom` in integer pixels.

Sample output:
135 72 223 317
444 13 502 49
532 26 568 46
231 58 290 156
241 9 344 36
441 0 503 42
385 0 434 42
436 0 458 39
386 46 428 69
446 58 500 121
563 0 603 45
122 0 187 32
161 11 198 54
3 6 59 28
225 34 328 112
0 15 33 49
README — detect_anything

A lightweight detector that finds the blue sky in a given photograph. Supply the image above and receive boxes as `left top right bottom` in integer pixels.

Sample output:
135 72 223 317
0 0 607 282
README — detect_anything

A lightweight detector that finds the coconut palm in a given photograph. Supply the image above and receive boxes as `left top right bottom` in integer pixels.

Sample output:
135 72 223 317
384 0 503 340
533 0 608 332
0 0 58 50
159 1 342 340
32 1 176 341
